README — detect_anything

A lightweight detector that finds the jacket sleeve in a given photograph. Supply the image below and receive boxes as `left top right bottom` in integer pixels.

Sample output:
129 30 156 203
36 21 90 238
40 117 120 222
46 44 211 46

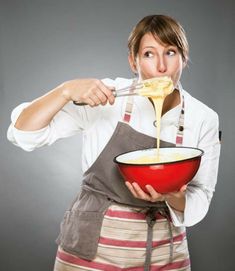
6 101 100 151
167 111 221 227
7 78 116 152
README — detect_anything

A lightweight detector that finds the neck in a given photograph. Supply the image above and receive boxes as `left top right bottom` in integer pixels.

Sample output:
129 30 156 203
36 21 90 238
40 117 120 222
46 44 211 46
162 89 181 115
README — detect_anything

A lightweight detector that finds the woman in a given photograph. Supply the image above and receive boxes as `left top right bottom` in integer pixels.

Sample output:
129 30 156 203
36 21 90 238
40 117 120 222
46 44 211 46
7 15 220 271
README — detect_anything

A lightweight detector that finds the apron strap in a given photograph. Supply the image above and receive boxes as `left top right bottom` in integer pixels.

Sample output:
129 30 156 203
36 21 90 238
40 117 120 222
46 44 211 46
122 79 137 123
123 96 134 123
145 208 156 271
176 95 185 146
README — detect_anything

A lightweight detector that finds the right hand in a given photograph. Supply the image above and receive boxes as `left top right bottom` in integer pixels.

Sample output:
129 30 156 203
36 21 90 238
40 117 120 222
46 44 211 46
60 78 115 107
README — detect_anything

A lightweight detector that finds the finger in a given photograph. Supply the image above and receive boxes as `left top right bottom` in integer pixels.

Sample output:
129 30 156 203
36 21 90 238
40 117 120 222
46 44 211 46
92 87 109 105
145 185 165 201
86 97 96 107
180 185 187 192
132 182 151 201
89 93 102 106
125 182 138 198
101 100 108 106
96 81 115 105
145 185 159 197
107 87 116 105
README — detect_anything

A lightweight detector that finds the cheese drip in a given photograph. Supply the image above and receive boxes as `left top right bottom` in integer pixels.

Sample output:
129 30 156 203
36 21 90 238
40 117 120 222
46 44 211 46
140 76 173 160
124 76 188 164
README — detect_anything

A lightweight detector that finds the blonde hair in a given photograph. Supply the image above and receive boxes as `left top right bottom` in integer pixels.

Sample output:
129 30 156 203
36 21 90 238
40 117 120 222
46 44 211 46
128 15 189 63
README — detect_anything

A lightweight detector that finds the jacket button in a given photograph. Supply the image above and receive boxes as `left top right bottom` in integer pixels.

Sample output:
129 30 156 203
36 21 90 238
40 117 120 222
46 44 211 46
179 126 184 131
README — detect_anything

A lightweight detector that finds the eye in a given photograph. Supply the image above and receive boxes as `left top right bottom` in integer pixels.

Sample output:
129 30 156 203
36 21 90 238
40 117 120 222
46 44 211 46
144 51 154 58
166 49 177 56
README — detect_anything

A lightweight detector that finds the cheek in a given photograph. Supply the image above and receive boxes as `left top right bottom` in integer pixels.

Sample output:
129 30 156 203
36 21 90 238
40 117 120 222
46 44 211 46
137 60 156 78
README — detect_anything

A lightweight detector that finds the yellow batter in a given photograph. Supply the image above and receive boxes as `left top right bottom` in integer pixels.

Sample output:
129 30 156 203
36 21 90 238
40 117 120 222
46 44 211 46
140 76 173 162
140 76 173 155
126 152 187 164
125 76 189 164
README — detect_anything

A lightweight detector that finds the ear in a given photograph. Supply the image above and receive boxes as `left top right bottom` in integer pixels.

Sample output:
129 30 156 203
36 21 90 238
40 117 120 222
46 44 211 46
128 54 137 73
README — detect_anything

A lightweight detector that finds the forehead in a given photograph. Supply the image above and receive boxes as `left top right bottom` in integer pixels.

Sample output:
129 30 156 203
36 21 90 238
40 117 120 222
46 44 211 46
139 32 170 49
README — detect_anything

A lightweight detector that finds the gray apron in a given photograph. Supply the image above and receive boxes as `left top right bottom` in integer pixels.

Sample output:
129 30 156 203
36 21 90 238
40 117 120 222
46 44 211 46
56 96 185 271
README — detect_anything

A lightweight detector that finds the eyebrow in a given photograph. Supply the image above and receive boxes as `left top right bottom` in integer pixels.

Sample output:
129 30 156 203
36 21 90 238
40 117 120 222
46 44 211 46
143 46 155 49
142 45 177 50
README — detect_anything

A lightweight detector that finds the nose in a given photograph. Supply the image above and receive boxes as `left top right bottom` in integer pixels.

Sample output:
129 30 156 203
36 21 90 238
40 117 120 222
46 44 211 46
157 56 167 74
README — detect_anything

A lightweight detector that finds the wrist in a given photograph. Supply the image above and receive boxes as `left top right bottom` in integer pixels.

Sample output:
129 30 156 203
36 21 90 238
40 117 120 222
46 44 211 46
165 193 186 212
57 82 72 102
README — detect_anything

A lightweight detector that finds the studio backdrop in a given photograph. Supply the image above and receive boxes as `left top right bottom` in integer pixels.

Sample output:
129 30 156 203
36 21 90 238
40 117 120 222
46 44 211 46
0 0 234 270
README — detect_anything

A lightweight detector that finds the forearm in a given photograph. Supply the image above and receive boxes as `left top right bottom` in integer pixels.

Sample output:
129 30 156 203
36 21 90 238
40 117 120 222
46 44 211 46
14 78 115 131
14 84 70 131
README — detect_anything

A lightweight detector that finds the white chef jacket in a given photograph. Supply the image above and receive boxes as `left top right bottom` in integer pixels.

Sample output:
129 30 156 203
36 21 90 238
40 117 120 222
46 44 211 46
7 77 221 227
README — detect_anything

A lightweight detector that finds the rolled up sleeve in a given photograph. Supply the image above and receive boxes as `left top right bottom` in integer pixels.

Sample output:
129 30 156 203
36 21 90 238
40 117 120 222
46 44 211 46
7 102 87 151
168 111 221 227
7 78 116 152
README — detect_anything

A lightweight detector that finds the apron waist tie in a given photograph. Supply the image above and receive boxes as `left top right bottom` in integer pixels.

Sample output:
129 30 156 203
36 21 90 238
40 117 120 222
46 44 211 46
165 211 174 263
145 207 157 271
144 207 173 271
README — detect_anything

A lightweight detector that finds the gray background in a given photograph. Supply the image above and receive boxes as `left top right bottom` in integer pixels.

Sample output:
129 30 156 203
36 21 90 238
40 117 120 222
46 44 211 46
0 0 234 270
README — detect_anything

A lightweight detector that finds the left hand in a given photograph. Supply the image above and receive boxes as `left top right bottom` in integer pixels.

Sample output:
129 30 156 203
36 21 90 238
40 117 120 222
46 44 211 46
125 182 187 209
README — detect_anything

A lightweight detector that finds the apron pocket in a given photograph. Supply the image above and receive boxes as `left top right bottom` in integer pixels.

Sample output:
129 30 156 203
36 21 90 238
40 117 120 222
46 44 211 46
56 210 104 260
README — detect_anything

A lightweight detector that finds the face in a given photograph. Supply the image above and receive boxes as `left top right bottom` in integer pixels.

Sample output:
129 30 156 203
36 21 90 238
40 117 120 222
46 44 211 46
129 33 185 87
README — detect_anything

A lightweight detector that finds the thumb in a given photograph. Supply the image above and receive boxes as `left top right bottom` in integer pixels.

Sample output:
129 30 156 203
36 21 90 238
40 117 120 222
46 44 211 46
180 184 187 192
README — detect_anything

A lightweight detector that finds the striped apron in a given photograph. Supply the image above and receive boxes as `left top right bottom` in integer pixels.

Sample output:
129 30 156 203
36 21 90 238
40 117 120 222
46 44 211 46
54 92 190 271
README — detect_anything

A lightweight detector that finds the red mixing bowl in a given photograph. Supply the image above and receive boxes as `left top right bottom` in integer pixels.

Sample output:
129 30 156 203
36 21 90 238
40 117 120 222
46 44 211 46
114 147 204 194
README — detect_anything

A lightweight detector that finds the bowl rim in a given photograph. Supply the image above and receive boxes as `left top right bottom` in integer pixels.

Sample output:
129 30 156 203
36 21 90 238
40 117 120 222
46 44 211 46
113 146 204 166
